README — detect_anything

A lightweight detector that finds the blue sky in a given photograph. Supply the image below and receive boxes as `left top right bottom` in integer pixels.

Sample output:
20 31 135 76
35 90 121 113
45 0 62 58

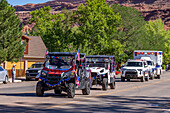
7 0 50 6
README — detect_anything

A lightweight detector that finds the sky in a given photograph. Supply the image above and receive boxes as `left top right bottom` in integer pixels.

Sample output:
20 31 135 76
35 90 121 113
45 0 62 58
7 0 51 6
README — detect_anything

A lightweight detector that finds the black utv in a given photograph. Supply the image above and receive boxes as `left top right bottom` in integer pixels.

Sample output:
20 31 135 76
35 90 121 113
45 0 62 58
36 52 91 98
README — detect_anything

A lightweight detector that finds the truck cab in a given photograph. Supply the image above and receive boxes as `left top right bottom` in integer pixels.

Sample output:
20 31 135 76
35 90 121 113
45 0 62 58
121 59 149 82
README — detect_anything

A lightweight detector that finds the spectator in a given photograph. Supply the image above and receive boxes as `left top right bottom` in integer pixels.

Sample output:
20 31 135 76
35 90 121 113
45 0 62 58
12 64 16 83
166 64 168 71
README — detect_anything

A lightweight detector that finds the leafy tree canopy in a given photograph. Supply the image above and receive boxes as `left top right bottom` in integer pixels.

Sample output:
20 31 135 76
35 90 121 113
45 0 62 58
0 0 24 63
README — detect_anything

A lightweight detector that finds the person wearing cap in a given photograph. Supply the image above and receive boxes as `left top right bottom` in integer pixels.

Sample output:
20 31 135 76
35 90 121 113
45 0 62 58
12 64 16 83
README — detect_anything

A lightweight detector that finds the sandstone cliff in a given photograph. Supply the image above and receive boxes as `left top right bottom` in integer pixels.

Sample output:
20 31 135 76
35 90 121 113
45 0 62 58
14 0 170 32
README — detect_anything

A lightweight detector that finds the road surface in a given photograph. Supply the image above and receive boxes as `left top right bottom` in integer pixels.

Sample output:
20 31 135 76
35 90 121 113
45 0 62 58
0 71 169 113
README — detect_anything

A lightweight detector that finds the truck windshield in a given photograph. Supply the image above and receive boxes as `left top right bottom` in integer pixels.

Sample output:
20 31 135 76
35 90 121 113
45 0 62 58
45 56 75 69
30 64 43 68
147 61 152 66
126 62 143 67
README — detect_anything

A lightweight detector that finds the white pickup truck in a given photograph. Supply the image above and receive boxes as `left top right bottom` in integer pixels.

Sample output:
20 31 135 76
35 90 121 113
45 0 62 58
121 59 149 82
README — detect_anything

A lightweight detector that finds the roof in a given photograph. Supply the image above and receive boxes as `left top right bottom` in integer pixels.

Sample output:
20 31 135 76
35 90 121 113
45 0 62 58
48 52 86 56
23 36 47 58
87 55 114 58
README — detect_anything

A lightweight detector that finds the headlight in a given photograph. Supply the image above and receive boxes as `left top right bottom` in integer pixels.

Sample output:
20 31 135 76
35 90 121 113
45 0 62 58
41 70 48 76
63 71 74 78
26 70 29 73
38 70 41 73
137 69 142 71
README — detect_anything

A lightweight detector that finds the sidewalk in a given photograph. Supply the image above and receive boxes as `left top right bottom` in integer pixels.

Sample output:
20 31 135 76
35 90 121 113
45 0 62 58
0 77 26 84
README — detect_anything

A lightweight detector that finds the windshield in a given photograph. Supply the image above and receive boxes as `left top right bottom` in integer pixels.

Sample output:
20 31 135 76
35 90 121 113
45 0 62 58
45 55 75 69
87 63 108 68
126 62 143 67
147 61 152 66
30 64 43 68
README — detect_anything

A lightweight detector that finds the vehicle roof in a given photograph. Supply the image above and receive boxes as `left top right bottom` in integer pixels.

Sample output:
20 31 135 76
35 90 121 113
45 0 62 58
134 50 162 52
86 55 114 58
48 52 86 56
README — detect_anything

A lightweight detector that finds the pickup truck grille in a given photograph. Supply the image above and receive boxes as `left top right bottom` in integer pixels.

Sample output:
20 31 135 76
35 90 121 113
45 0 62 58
28 70 38 73
126 71 137 75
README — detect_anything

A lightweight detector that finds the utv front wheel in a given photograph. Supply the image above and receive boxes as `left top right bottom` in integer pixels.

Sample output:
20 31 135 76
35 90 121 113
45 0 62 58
110 77 115 89
67 83 75 98
102 78 108 90
36 81 44 96
82 81 90 95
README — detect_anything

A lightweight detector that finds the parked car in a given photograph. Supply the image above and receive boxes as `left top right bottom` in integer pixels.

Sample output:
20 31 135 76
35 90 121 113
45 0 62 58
25 62 43 80
0 66 8 84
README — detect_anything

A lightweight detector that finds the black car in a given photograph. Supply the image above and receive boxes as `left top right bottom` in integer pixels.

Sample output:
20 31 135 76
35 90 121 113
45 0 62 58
25 62 43 80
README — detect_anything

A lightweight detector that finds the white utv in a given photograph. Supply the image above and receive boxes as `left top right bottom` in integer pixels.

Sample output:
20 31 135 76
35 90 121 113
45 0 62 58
86 55 116 90
121 59 149 82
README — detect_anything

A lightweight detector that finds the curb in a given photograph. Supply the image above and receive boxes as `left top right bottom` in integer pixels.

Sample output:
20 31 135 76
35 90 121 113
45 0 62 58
8 79 22 83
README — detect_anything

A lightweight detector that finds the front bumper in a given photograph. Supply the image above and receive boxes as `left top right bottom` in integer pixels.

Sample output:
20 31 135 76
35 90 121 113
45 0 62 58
122 70 143 79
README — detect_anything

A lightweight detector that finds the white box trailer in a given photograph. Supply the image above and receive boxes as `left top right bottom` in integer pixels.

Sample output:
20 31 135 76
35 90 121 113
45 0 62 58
133 50 163 78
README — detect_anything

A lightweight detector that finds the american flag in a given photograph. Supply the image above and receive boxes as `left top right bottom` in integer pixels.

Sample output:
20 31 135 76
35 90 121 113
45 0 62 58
77 49 80 61
45 48 48 56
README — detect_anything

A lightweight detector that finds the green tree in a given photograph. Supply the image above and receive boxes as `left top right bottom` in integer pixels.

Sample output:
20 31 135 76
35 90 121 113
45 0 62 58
111 4 147 59
29 7 75 52
0 0 24 64
164 30 170 65
143 19 170 64
75 0 122 58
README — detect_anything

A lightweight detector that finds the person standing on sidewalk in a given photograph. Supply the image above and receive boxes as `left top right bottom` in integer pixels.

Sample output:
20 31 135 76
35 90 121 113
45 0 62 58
12 64 16 83
166 64 168 71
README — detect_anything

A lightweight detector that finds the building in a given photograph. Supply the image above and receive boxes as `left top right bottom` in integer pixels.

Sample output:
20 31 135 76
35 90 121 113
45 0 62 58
4 35 47 78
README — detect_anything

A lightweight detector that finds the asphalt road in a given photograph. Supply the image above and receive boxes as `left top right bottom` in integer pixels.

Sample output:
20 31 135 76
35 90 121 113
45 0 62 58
0 71 170 113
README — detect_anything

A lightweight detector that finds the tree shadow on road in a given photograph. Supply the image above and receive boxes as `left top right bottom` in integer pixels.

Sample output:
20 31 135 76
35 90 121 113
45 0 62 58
0 95 169 112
